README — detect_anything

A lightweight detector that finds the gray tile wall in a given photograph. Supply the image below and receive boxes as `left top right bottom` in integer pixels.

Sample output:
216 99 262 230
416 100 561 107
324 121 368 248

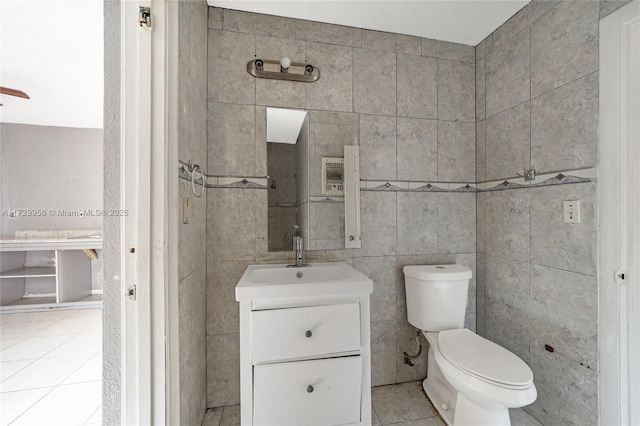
206 8 476 408
476 1 601 424
177 2 208 425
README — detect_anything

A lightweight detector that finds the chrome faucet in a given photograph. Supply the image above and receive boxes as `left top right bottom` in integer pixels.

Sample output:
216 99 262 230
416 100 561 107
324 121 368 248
292 236 305 267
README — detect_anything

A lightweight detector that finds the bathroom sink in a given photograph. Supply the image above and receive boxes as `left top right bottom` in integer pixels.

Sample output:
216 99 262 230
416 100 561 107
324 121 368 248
235 262 373 301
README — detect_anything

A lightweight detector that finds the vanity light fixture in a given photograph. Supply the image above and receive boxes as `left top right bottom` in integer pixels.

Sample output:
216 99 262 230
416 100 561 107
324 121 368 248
247 56 320 82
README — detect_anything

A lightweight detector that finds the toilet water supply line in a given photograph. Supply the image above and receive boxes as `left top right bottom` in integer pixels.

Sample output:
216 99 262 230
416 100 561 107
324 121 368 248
403 330 423 367
180 160 205 198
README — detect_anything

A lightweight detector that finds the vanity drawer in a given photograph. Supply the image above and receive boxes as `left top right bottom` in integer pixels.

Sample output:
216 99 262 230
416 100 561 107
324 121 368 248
252 303 360 363
254 356 362 426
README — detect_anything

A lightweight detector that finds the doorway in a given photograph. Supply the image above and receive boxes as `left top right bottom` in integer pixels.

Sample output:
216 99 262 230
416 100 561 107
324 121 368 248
0 1 105 424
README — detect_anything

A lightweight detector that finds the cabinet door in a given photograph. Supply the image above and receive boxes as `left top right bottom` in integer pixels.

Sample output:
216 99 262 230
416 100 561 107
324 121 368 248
252 303 360 363
254 356 362 426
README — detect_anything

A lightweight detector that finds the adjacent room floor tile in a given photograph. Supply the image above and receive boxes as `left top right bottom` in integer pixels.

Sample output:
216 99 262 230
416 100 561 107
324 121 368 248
0 335 72 362
0 308 102 426
85 405 102 425
34 314 98 337
0 387 52 426
0 321 53 341
44 332 101 359
0 360 33 383
1 354 91 392
10 381 101 426
0 340 21 351
1 310 75 327
62 353 102 385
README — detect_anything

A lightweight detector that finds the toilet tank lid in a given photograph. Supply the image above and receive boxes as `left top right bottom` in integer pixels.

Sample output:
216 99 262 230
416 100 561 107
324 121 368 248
403 264 472 281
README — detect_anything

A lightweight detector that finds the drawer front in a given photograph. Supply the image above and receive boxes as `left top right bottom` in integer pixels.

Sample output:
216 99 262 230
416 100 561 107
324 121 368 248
252 303 360 363
254 356 362 426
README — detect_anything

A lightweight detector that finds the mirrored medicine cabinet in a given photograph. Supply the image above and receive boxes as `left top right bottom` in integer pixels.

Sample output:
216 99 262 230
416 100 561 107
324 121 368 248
265 107 361 252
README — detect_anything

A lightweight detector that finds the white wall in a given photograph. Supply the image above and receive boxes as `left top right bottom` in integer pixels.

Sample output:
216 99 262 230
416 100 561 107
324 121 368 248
0 123 103 239
102 0 121 421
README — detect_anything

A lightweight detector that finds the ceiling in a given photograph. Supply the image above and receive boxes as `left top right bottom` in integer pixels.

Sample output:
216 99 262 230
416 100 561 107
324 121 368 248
208 0 530 46
0 1 528 130
0 0 103 129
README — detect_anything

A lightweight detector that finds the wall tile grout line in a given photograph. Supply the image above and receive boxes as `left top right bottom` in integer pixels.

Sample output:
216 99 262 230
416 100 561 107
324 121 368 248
435 58 439 181
528 13 533 375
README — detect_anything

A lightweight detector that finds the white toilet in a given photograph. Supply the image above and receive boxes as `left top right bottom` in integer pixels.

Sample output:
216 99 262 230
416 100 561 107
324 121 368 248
403 264 536 426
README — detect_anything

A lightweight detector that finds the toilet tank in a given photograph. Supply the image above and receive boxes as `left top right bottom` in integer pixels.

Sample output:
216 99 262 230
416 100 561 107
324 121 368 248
403 264 472 332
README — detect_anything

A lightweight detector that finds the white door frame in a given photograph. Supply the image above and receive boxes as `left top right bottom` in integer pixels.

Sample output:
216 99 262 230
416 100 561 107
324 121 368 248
599 2 640 425
120 1 178 424
120 1 151 422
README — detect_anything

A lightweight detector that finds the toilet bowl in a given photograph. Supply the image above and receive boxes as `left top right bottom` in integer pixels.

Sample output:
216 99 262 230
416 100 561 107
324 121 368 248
403 264 536 426
424 329 536 425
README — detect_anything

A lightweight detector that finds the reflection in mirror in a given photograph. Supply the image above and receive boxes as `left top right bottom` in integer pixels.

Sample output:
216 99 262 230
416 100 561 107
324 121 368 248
267 108 307 251
266 140 298 251
266 107 308 144
266 107 349 252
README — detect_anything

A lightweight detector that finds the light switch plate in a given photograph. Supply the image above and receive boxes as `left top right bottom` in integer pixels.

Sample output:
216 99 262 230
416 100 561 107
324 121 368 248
563 200 580 224
183 197 190 224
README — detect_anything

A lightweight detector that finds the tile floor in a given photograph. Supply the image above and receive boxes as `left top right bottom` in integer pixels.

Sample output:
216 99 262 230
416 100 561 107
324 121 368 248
0 308 102 426
203 381 542 426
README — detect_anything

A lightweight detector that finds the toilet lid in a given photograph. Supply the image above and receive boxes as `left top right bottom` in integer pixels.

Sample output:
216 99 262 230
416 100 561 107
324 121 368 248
438 329 533 388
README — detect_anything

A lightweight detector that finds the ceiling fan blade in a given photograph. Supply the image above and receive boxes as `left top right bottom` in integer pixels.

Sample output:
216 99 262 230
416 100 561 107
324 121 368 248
0 87 30 99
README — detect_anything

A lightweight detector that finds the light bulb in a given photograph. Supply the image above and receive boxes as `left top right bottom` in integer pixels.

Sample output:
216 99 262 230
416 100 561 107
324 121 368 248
280 57 291 69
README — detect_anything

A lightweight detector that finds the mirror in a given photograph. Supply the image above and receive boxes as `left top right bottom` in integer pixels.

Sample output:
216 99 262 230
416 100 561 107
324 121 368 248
266 107 360 252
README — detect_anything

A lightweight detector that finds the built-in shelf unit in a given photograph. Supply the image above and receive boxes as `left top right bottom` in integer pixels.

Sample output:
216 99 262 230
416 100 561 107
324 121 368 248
0 237 102 308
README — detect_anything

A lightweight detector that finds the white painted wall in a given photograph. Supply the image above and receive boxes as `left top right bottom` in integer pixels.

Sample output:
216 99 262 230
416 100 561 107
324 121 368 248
102 0 121 422
0 123 103 239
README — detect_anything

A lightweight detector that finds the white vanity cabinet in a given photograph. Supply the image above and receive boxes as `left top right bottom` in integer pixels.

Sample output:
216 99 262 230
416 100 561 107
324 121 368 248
236 262 373 426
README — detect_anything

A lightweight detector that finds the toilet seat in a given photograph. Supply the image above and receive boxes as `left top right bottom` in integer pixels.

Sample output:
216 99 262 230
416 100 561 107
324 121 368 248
438 329 533 390
424 331 537 410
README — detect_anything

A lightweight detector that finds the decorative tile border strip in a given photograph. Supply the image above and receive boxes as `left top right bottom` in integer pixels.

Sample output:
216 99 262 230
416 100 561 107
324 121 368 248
449 183 478 192
478 167 597 192
365 181 411 191
205 175 268 189
309 196 344 203
477 178 529 191
363 180 476 192
180 167 597 193
177 161 268 189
